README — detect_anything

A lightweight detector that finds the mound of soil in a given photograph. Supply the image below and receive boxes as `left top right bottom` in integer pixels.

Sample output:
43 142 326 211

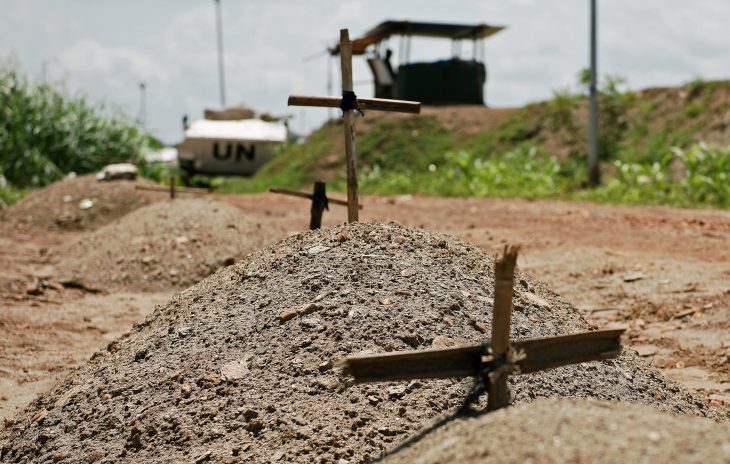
1 174 165 233
1 223 722 463
57 199 276 291
383 398 730 464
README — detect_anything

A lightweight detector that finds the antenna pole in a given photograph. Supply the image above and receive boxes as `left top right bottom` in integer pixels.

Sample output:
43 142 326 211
214 0 227 107
588 0 600 186
138 81 147 130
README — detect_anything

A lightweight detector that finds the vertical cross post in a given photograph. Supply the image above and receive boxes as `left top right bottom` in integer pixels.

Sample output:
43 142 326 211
309 181 328 230
170 174 176 200
487 245 520 411
339 29 358 223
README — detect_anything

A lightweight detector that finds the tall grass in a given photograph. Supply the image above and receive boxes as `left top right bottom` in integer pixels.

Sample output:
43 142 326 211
0 67 159 201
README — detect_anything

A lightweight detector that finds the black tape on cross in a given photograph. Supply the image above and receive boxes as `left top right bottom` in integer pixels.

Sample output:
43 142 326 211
340 90 364 116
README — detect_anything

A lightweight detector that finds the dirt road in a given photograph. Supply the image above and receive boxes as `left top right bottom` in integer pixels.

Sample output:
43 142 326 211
1 194 728 421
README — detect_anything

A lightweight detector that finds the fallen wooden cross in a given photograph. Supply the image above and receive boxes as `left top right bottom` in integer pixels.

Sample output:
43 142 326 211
341 246 625 412
269 181 361 230
288 28 421 223
134 175 209 200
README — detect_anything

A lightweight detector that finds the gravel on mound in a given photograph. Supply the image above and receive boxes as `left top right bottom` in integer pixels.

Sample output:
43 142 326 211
57 198 275 291
1 223 723 463
1 174 165 232
382 398 730 464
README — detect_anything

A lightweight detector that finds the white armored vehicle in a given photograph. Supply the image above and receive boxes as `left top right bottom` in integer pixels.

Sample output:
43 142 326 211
177 105 288 178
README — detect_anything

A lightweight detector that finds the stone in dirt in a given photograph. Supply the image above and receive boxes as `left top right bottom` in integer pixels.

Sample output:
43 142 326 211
381 398 730 464
1 223 725 464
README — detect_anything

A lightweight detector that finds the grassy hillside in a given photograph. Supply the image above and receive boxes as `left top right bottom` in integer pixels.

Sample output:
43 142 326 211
222 76 730 208
0 68 160 206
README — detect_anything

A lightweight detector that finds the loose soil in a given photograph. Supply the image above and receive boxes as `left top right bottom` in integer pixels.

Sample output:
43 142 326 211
225 193 730 407
0 223 722 463
0 174 166 233
382 398 730 464
56 198 282 292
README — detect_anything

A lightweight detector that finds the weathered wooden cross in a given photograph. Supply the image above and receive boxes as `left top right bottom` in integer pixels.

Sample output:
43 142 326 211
269 181 362 230
341 246 625 411
288 28 421 223
134 175 209 200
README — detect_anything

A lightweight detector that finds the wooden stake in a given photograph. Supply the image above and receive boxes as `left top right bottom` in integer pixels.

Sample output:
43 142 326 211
170 175 176 200
340 29 358 223
310 181 328 230
487 245 520 411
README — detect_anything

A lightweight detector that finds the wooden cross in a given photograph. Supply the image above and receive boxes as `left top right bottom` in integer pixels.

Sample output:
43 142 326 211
288 28 421 223
134 175 209 200
269 181 362 230
341 246 625 411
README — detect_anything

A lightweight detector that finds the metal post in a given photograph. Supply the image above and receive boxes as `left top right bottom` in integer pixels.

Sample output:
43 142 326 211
138 82 147 130
588 0 600 186
214 0 227 107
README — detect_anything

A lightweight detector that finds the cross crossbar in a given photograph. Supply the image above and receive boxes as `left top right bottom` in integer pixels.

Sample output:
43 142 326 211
288 95 421 114
340 329 624 383
134 185 209 195
268 187 356 208
338 246 626 412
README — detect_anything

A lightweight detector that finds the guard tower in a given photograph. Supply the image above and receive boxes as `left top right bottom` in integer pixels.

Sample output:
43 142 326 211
334 20 505 105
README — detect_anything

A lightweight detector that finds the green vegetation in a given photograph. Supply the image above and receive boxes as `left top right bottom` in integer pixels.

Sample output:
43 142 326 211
229 74 730 209
4 64 728 210
0 68 160 204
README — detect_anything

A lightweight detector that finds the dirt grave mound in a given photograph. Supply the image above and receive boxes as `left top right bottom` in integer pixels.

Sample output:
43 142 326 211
57 198 275 291
0 223 723 463
383 398 730 464
1 174 165 233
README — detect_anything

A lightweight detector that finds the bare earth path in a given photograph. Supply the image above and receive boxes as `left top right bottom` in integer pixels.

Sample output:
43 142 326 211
1 194 728 421
223 193 730 409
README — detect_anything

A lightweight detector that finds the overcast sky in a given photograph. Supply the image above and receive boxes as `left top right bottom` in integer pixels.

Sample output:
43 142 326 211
2 0 729 144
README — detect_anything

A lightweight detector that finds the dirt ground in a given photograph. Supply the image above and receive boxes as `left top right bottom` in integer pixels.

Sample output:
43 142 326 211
1 222 719 463
382 398 730 464
223 193 730 408
1 193 729 425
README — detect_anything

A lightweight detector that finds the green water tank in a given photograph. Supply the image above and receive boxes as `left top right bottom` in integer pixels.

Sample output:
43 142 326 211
394 59 486 105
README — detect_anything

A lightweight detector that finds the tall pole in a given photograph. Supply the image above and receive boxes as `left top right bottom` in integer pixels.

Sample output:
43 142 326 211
587 0 600 186
214 0 226 107
138 81 147 130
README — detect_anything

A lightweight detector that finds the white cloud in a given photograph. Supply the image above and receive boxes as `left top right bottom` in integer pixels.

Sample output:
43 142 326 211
1 0 729 143
59 41 168 82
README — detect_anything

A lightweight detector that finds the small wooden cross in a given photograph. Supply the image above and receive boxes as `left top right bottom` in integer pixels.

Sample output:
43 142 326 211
134 176 209 200
288 28 421 223
269 181 361 230
341 246 625 411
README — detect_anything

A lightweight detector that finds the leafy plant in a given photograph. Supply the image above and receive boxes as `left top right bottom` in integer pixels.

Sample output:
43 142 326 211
0 67 159 197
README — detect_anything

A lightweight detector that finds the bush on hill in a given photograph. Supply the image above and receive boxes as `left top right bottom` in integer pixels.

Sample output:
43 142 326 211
0 67 160 203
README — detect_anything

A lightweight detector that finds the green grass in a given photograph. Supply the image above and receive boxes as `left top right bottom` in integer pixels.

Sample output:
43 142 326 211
0 67 160 204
